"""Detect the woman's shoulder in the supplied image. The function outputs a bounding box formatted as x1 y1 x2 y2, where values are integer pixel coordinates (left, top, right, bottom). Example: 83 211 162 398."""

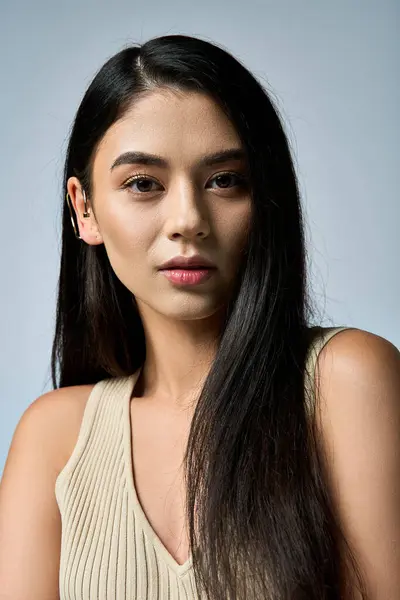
313 326 397 378
0 380 108 597
311 324 399 449
22 382 99 476
308 325 398 391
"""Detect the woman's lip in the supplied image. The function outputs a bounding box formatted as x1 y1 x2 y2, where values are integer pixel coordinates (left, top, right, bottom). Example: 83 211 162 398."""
160 268 215 285
158 255 216 269
159 266 213 270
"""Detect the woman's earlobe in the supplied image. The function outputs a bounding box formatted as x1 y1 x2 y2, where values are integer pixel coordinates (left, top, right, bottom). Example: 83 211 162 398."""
80 221 104 246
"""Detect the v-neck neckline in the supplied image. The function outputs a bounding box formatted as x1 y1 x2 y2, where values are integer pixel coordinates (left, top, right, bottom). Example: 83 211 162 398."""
122 368 194 577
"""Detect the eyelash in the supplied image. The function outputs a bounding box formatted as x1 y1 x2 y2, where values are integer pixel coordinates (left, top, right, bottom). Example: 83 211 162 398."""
121 171 249 194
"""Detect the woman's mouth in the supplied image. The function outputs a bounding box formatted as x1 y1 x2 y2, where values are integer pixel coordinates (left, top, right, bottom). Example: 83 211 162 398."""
159 267 216 286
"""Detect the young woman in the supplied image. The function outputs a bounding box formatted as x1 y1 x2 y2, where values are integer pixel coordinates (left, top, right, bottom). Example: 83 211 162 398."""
0 34 399 600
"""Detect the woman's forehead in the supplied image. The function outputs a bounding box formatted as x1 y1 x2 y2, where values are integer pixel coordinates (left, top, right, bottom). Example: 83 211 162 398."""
94 90 242 170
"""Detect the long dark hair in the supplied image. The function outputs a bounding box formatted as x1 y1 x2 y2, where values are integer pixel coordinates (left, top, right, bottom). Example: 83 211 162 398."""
51 34 366 599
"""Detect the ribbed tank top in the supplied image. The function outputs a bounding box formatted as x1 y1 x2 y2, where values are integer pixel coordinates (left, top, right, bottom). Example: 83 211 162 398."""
55 325 350 599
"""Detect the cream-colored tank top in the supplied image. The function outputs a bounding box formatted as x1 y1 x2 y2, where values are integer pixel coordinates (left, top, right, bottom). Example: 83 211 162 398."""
55 325 350 599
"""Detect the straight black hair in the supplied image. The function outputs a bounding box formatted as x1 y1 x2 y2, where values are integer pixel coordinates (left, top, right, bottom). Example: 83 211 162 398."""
51 34 366 599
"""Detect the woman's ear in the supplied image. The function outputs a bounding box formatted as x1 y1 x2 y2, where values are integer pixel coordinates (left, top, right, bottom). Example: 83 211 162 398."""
66 176 104 245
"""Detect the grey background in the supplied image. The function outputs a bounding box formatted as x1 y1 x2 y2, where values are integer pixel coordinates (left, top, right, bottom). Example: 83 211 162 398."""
1 0 399 476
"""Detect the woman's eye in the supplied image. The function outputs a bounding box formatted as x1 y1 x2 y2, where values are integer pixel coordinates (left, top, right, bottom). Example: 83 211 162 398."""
123 175 160 194
208 172 247 190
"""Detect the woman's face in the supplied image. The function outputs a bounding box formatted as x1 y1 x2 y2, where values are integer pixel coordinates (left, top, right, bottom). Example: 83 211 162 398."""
69 89 252 321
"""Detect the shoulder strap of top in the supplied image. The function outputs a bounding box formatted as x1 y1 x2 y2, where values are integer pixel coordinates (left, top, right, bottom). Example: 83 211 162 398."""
54 375 130 509
304 326 354 414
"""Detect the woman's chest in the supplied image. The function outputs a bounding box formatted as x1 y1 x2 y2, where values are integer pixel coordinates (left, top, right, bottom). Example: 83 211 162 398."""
129 399 193 566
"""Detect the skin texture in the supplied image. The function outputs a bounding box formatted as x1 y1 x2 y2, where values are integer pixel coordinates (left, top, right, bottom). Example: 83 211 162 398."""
0 89 399 598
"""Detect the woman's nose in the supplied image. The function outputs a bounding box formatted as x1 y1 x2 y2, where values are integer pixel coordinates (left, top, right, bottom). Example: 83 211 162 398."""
164 185 211 241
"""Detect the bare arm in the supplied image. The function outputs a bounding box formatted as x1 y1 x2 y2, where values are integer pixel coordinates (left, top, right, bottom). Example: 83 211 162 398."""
316 329 400 599
0 390 74 600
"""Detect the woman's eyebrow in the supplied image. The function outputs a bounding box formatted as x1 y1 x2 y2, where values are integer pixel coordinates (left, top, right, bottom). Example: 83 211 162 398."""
110 148 246 171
